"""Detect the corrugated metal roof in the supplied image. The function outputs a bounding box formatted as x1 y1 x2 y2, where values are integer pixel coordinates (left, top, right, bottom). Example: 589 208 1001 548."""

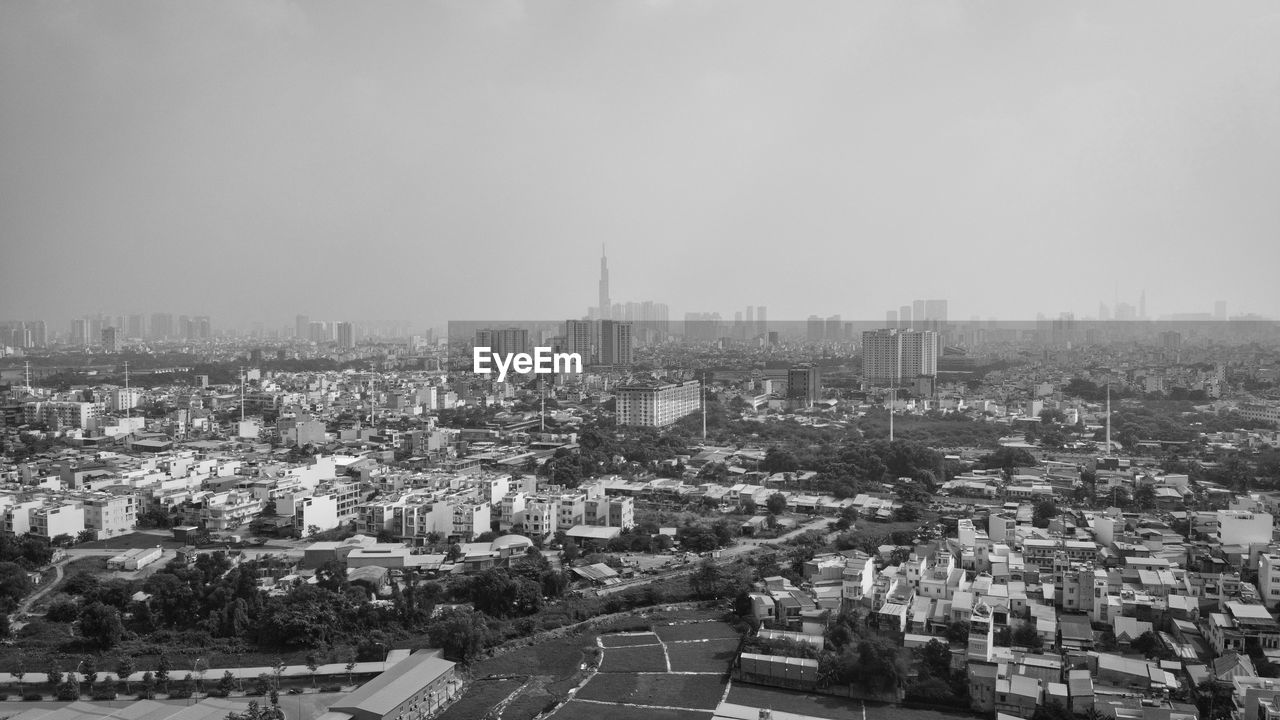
330 650 454 717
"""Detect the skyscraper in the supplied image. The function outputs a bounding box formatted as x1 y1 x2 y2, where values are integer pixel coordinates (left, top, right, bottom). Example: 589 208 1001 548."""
337 321 355 349
565 320 596 363
924 299 948 325
102 326 119 353
806 315 824 342
756 306 767 337
599 320 634 366
899 305 912 329
598 245 611 321
150 313 173 340
296 314 310 340
71 318 90 346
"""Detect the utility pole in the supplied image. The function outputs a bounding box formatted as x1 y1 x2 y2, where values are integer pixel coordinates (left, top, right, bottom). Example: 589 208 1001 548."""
888 387 895 442
124 361 131 418
701 371 707 441
239 367 246 423
1105 383 1111 456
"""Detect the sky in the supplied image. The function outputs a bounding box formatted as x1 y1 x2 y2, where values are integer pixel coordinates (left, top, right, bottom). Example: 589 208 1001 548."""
2 1 1279 332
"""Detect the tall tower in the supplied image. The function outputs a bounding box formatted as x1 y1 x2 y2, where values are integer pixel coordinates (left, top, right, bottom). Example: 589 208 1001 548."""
598 245 611 320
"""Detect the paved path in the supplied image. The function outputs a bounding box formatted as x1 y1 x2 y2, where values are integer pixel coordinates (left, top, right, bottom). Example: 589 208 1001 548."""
0 650 413 684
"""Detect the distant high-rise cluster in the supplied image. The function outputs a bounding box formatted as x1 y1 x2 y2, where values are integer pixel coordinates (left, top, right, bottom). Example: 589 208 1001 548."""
1 320 47 350
584 246 669 343
884 299 948 330
559 319 634 366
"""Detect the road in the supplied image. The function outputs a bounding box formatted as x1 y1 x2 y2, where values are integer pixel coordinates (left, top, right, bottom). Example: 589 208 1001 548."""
593 516 834 596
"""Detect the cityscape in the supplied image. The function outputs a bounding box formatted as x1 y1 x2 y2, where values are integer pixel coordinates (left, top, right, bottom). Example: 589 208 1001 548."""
4 4 1280 720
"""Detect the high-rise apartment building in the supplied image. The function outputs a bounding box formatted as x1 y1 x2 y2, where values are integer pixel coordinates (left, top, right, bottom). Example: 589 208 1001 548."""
29 320 46 348
862 328 938 385
565 320 596 363
70 318 90 346
102 327 119 353
615 380 701 427
900 305 912 329
806 315 824 342
149 313 174 340
126 314 145 338
296 314 310 340
599 320 634 366
787 365 822 408
337 321 355 349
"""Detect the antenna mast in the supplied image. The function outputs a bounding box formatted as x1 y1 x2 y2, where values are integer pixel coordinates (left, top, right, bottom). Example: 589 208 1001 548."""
240 366 246 423
124 361 130 418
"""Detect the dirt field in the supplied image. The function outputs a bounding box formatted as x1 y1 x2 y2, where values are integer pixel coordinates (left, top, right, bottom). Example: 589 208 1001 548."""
598 645 668 673
575 673 726 710
666 638 739 673
599 632 661 648
551 702 711 720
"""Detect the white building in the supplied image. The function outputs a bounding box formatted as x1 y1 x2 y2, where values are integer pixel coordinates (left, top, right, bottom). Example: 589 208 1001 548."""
615 380 701 427
1217 510 1273 547
861 329 938 386
82 493 138 538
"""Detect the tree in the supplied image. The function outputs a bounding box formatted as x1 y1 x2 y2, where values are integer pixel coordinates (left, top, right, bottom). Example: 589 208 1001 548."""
156 653 171 690
766 493 788 515
226 700 284 720
1011 622 1044 651
306 653 319 688
944 621 970 645
892 503 922 522
1131 630 1162 658
1039 408 1067 425
690 558 723 600
79 602 125 648
117 656 135 693
342 647 358 686
761 448 799 474
46 595 80 622
0 561 35 613
1032 501 1059 529
427 608 492 662
218 671 236 695
1131 485 1156 511
917 639 953 680
560 539 579 564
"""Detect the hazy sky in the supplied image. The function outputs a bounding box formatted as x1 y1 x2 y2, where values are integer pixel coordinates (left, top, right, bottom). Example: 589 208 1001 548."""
3 1 1279 331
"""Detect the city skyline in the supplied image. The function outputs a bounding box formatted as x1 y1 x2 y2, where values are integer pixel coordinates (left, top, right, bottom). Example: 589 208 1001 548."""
3 2 1279 329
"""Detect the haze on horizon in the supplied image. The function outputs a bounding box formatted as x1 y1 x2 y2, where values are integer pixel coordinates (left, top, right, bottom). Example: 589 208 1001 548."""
2 1 1279 332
